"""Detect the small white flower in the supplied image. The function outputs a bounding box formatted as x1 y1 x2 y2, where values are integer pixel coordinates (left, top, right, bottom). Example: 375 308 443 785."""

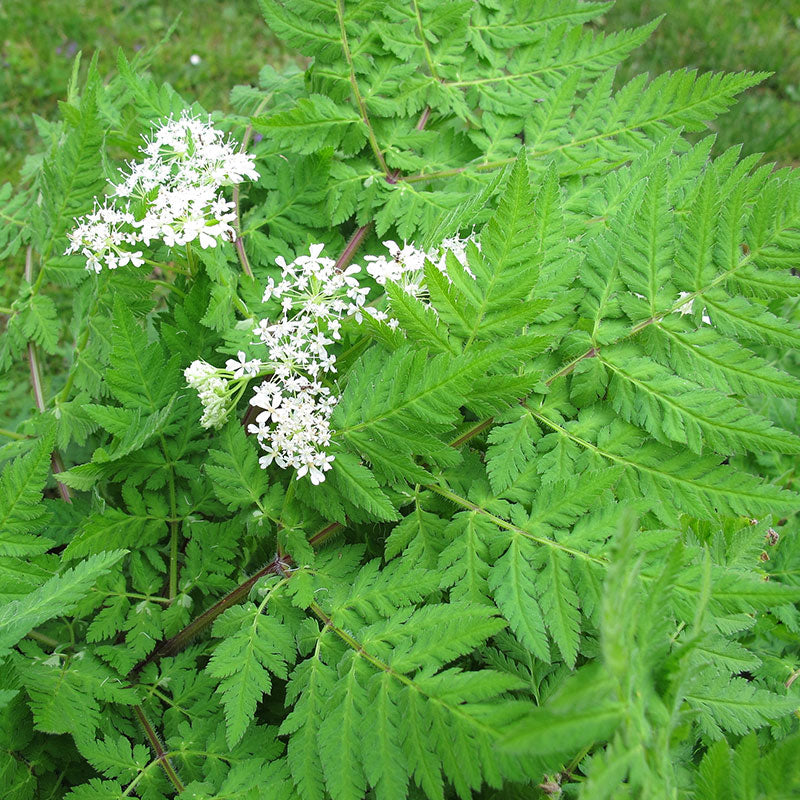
225 351 263 379
189 54 202 66
676 292 711 325
363 234 479 329
65 200 143 273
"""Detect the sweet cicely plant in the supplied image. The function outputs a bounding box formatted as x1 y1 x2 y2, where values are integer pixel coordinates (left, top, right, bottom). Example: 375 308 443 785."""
1 2 800 799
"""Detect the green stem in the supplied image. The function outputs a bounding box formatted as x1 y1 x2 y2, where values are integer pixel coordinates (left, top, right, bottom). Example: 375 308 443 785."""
312 600 415 681
411 0 440 79
0 305 13 314
121 770 147 797
232 292 252 319
143 257 191 276
26 629 62 649
185 243 196 278
43 772 67 800
150 278 186 297
403 157 513 184
167 466 179 600
94 588 172 605
336 0 390 177
424 482 606 564
0 427 26 440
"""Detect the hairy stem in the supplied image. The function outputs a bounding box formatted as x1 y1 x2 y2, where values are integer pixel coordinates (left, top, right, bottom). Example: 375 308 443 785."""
308 521 343 548
233 226 254 279
128 512 345 679
448 417 494 449
335 223 372 272
133 705 185 793
128 556 284 679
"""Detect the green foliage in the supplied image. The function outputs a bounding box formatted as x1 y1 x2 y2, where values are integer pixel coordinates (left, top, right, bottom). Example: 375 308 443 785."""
0 550 127 658
207 596 295 747
1 2 800 799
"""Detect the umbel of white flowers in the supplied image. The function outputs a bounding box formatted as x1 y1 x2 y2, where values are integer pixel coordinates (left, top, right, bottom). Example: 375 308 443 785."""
185 236 477 483
65 111 259 272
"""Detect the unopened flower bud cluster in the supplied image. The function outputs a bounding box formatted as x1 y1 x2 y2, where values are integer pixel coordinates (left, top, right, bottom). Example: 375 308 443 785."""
66 111 259 272
184 353 263 430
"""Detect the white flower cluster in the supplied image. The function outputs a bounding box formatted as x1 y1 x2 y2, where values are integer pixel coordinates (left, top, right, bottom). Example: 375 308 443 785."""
246 245 373 484
185 245 371 484
262 243 369 331
363 235 478 328
66 111 259 272
63 201 144 273
185 236 477 484
248 375 337 484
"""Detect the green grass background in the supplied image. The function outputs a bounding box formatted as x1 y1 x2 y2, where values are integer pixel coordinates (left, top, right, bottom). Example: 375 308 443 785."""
607 0 800 165
1 0 798 183
0 0 286 185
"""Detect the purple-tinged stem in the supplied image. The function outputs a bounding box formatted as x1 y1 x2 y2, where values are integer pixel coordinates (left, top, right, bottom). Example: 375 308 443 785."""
231 95 272 280
334 224 372 272
25 248 72 503
133 705 185 793
127 556 284 679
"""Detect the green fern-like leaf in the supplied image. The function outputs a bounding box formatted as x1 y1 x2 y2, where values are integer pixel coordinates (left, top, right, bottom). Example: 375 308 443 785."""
207 601 296 747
